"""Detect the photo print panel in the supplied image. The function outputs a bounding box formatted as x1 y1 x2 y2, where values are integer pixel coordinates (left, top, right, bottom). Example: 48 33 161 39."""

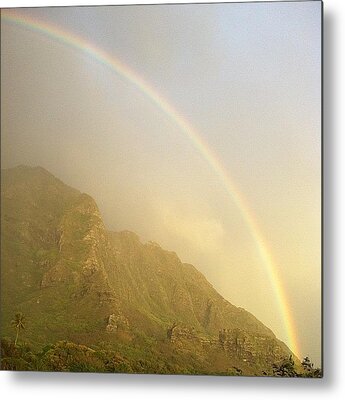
0 1 322 377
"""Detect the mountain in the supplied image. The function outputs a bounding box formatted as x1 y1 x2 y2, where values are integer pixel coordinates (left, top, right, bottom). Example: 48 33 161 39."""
0 165 300 375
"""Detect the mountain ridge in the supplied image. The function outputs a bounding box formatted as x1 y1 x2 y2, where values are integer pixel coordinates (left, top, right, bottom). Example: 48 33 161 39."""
0 165 300 375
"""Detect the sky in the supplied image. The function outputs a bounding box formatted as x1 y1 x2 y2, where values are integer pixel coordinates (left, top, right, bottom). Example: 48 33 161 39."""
1 1 322 365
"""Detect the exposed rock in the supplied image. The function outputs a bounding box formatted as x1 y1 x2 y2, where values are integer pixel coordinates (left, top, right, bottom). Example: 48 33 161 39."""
106 313 129 332
167 324 198 343
217 328 291 365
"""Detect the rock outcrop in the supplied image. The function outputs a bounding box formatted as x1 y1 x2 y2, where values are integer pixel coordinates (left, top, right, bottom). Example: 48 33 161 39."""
106 313 129 332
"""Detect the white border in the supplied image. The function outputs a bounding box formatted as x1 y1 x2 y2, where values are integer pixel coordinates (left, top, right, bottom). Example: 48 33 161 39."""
1 0 344 398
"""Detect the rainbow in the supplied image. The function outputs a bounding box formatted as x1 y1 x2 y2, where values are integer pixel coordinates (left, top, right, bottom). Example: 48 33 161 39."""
1 8 300 358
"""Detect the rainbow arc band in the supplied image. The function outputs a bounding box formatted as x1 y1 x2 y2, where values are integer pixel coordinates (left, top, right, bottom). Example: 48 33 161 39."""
1 8 300 359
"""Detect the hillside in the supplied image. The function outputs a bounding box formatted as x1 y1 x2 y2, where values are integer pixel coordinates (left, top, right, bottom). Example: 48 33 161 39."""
0 165 300 375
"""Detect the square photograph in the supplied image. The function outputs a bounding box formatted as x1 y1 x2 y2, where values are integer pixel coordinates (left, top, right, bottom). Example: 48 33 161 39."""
0 1 322 376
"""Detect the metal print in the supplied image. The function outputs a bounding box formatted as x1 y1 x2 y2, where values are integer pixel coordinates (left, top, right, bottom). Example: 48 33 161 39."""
0 1 322 376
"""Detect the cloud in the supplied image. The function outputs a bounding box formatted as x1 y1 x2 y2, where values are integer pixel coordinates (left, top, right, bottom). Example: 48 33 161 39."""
158 205 225 255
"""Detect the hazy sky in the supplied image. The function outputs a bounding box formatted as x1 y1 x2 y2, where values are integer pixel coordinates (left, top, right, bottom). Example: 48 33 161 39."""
1 2 321 364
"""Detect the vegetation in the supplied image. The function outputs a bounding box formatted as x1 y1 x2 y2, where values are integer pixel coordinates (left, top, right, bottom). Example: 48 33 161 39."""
272 355 298 377
0 336 322 377
270 355 322 378
0 337 204 374
11 312 26 346
301 356 323 378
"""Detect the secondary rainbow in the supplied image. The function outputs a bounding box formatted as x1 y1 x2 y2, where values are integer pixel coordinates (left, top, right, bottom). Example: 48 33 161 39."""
1 9 300 358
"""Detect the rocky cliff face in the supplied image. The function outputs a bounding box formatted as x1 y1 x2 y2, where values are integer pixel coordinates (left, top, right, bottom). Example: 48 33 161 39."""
0 166 299 375
166 324 291 372
1 166 122 345
105 230 276 340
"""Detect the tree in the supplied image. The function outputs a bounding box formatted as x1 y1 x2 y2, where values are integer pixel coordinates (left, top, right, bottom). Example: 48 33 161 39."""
272 355 298 377
273 355 322 378
301 356 322 378
11 312 26 346
302 356 313 371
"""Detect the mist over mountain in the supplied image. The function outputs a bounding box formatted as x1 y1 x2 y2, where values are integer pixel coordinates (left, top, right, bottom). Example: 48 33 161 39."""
0 165 303 375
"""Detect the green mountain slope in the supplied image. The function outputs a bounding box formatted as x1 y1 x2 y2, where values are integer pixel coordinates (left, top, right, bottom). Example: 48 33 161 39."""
0 165 300 375
107 230 275 338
